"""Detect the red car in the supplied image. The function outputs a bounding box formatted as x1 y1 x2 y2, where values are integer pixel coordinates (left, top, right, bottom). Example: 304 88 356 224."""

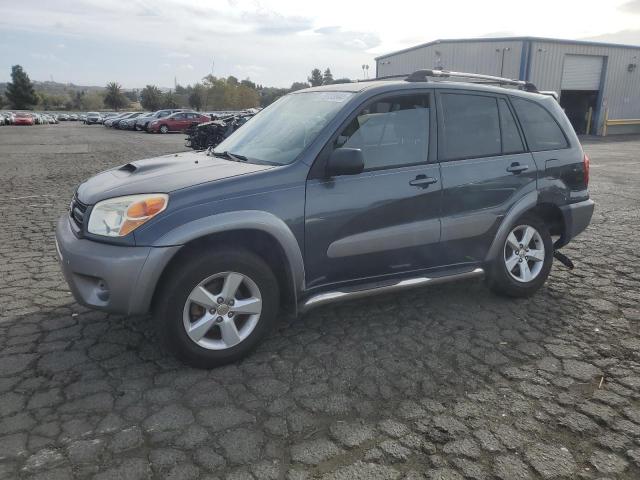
148 111 210 133
14 113 34 126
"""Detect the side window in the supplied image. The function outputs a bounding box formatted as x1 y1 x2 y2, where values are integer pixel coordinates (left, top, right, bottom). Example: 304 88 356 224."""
334 94 430 170
511 98 568 151
440 93 501 160
498 99 525 154
173 113 185 120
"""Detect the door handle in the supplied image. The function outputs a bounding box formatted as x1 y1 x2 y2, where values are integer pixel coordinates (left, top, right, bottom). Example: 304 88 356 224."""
409 175 438 187
506 163 529 174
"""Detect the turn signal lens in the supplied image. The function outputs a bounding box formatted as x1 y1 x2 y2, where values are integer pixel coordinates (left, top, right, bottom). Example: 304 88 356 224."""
120 196 168 236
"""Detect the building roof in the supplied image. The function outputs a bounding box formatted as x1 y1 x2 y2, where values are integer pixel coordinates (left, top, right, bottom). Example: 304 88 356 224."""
375 36 640 61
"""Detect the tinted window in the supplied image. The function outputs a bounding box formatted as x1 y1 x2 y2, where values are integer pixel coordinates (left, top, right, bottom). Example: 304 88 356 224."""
499 99 524 154
511 98 568 151
335 94 430 170
440 93 501 160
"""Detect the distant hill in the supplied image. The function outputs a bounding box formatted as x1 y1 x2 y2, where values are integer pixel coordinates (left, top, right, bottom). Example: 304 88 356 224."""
0 80 139 96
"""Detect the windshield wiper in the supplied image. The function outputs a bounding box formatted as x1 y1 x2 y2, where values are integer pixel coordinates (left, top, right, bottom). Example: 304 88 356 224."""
211 150 248 162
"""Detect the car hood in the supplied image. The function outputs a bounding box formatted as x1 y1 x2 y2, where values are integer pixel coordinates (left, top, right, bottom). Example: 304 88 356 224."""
76 150 274 204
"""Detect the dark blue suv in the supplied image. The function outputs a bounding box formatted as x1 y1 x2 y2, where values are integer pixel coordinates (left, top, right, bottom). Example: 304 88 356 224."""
55 70 594 367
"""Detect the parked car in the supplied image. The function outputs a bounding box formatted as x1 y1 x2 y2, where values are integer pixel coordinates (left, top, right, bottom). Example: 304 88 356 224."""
2 112 15 125
135 109 187 131
80 114 87 122
103 112 132 128
14 113 34 126
55 70 594 368
85 112 103 125
58 113 69 121
69 114 79 121
116 112 148 129
148 111 211 133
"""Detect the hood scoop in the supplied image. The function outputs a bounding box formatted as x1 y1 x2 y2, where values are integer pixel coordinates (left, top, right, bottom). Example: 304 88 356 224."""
113 156 187 177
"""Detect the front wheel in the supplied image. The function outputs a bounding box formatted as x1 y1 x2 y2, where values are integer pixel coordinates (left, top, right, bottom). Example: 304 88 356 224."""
486 214 553 298
159 125 169 134
157 248 280 368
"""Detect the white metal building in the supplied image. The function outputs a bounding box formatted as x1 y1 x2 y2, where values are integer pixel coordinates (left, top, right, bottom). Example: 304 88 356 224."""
375 37 640 135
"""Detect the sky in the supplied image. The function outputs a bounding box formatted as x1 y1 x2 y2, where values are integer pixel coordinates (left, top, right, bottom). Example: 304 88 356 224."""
1 0 640 88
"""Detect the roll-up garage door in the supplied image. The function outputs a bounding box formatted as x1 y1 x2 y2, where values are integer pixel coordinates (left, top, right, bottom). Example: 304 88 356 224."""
561 55 604 90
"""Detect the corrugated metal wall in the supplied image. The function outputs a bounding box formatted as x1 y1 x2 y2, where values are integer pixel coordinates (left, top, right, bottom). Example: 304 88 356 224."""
529 40 640 132
376 40 523 80
377 38 640 134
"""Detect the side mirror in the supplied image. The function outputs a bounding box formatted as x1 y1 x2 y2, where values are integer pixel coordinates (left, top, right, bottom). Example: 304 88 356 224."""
326 148 365 177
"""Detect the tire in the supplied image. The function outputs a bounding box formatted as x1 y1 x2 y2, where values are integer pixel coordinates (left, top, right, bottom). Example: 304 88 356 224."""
486 213 553 298
159 125 169 134
156 248 280 368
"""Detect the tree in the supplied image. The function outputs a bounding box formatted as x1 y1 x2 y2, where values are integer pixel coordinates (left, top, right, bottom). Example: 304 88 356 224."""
140 85 163 111
123 89 138 102
332 77 352 84
322 68 334 85
188 84 205 111
162 90 179 109
103 82 128 111
308 68 323 87
175 84 187 95
80 92 104 111
241 78 256 89
5 65 39 109
290 82 310 91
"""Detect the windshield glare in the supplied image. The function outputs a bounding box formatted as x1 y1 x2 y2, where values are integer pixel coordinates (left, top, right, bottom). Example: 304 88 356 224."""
213 91 353 165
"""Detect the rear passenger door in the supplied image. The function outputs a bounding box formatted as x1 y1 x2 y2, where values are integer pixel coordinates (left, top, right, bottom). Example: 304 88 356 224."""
436 90 537 265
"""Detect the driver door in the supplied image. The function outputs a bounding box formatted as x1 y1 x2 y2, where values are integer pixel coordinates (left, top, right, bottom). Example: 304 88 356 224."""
304 92 442 290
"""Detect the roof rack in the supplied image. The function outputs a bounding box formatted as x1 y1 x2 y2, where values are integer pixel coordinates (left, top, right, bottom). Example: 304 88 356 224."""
405 69 539 93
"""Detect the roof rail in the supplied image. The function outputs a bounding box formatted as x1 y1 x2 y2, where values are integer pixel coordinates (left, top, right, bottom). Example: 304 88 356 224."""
405 69 539 92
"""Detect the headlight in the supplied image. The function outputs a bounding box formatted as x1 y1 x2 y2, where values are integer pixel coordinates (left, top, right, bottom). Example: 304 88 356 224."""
87 194 168 237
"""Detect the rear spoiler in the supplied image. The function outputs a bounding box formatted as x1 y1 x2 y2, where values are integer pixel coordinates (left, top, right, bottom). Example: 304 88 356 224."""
538 90 559 101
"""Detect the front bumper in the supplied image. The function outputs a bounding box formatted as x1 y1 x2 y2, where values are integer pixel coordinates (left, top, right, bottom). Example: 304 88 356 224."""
55 216 180 315
556 198 595 248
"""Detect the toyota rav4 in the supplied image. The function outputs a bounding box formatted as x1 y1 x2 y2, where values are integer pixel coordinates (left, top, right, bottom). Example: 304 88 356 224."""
55 70 594 368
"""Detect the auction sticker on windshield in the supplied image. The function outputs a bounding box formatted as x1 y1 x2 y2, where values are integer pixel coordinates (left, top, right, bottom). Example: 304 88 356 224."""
313 92 352 102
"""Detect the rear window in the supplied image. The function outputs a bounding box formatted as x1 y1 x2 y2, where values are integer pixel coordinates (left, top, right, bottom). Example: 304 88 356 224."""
511 98 568 151
440 93 501 160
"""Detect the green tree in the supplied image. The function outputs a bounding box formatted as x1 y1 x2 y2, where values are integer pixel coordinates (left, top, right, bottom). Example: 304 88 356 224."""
123 89 138 102
80 92 104 111
162 90 179 109
290 82 310 91
332 78 352 84
72 90 85 110
308 68 323 87
322 68 334 85
188 83 205 111
5 65 39 109
140 85 162 111
175 84 187 94
104 82 128 111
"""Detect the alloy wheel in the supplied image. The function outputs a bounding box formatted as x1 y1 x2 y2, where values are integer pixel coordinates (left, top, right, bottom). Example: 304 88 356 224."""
182 271 262 350
503 224 545 283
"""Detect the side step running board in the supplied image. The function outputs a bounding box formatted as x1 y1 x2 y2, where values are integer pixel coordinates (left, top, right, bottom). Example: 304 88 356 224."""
300 267 484 314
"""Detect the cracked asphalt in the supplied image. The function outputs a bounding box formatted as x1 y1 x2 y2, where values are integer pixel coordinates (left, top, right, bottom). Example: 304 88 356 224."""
0 122 639 479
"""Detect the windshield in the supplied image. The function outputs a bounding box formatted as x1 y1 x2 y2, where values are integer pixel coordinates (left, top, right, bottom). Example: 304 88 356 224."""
213 91 353 165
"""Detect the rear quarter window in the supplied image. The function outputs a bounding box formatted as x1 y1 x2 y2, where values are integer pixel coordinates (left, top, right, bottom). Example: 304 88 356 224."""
511 98 569 151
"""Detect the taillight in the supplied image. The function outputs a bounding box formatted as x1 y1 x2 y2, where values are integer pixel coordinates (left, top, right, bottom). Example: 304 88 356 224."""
583 153 590 187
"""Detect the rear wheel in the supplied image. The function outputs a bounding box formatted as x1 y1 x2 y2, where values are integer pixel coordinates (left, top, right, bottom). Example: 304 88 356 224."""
486 214 553 297
157 248 280 368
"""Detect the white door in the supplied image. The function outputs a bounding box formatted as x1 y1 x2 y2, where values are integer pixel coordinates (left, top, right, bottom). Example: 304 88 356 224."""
561 55 604 90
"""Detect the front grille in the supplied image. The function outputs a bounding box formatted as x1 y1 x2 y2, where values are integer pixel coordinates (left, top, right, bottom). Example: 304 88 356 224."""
69 194 88 230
